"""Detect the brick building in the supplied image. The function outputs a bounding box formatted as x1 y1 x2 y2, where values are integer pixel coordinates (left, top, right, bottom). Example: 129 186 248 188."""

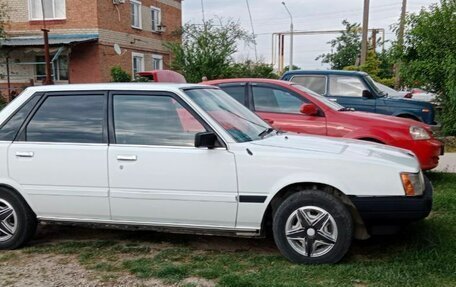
0 0 182 99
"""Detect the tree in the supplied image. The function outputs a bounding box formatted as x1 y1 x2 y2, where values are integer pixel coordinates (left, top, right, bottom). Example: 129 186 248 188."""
165 19 253 83
316 20 361 69
396 0 456 135
222 60 279 79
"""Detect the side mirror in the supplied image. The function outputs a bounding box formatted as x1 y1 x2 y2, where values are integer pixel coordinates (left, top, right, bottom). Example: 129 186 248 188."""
300 103 319 116
362 90 374 99
195 131 218 149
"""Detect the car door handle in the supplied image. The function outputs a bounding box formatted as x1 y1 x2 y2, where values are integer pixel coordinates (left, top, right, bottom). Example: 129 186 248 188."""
117 155 137 161
16 152 34 158
329 98 338 102
264 118 275 125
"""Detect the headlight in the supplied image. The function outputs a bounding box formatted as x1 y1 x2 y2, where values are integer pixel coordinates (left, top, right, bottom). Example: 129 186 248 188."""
400 172 425 196
410 126 430 140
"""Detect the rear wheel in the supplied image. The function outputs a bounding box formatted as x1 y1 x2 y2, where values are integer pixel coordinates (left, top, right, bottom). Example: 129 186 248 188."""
0 188 37 249
273 190 353 264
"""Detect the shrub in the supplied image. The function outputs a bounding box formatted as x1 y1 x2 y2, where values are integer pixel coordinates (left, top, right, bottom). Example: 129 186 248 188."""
111 66 132 82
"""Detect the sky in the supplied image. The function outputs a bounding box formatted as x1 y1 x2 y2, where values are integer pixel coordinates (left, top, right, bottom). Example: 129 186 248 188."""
182 0 439 69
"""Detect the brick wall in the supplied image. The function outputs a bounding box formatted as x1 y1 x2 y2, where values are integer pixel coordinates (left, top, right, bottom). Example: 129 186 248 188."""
3 0 99 35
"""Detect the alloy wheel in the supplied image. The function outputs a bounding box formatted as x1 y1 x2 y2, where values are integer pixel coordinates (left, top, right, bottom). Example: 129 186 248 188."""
285 206 338 257
0 199 17 242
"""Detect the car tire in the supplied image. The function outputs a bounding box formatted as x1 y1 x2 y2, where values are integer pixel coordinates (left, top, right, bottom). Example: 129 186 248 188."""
0 188 37 249
273 189 353 264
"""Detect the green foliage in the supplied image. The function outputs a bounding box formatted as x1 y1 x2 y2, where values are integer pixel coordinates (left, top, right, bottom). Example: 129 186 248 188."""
222 60 279 79
110 66 131 82
165 19 253 83
397 0 456 135
0 96 6 110
280 65 302 77
316 20 361 69
343 51 395 87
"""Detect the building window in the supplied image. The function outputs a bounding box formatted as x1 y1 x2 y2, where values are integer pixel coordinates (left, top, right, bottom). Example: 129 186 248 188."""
132 52 145 78
151 6 161 32
131 0 142 29
152 54 163 70
35 55 68 82
29 0 66 20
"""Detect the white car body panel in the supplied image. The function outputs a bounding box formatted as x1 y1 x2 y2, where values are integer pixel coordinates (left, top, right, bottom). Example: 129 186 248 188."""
0 84 421 233
108 145 238 227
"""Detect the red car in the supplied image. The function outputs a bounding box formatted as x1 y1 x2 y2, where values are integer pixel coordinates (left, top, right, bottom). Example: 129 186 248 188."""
204 78 443 170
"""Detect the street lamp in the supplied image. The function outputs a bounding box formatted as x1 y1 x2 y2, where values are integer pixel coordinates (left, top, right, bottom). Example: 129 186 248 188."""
282 2 294 72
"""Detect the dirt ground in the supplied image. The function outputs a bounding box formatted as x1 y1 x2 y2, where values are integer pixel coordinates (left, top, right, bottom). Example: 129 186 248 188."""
0 223 278 287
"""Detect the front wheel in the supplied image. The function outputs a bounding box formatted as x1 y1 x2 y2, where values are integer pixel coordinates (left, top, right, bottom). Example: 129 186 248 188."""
273 190 353 264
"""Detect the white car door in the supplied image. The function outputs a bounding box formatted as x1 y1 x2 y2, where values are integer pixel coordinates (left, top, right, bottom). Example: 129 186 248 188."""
108 92 238 228
8 92 110 220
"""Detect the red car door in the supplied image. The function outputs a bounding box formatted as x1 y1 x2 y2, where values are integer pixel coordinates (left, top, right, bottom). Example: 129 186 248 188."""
250 83 327 136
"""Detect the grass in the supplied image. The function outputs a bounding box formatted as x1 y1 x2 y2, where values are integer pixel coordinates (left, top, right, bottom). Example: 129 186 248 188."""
4 172 455 286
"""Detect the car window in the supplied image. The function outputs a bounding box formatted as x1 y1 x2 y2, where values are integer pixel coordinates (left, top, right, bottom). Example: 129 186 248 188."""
185 88 268 143
252 86 306 114
0 96 40 141
113 95 206 147
290 75 326 95
26 95 105 143
329 76 367 97
219 85 246 105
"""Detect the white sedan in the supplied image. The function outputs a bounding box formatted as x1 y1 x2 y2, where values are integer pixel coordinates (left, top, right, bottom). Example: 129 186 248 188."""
0 83 432 264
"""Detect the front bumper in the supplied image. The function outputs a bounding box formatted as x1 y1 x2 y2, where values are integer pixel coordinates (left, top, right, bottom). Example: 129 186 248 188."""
349 176 433 226
410 139 443 170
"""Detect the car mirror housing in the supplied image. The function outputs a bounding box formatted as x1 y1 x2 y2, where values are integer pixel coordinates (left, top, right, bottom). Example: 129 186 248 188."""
195 131 218 149
300 103 319 116
362 90 374 99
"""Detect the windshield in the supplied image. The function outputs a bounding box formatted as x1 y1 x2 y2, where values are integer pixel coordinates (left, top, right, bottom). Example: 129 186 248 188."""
184 88 270 143
364 76 384 96
292 84 345 111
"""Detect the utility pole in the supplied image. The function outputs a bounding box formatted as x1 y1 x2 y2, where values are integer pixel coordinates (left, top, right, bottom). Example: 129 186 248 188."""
245 0 258 61
371 29 377 51
395 0 407 89
282 2 294 71
360 0 370 65
200 0 206 24
41 0 53 85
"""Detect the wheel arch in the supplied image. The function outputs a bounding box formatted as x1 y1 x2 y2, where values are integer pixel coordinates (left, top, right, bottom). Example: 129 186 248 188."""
395 112 422 122
0 183 36 216
261 182 369 240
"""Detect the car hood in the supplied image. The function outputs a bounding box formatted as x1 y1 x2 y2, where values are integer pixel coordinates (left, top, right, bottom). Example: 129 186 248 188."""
250 133 419 171
383 96 434 109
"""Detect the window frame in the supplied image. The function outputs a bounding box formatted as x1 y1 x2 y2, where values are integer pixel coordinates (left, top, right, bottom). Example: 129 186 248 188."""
150 6 162 32
28 0 66 21
218 83 248 106
108 91 226 149
152 54 163 70
131 0 142 29
249 83 311 115
15 91 109 144
132 52 145 78
289 75 328 96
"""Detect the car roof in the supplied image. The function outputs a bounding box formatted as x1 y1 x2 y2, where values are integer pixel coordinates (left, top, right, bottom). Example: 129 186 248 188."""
23 83 212 93
204 78 294 85
283 70 368 77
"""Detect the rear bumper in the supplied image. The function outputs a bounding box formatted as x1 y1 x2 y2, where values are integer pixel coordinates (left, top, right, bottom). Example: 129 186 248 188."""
349 176 433 226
